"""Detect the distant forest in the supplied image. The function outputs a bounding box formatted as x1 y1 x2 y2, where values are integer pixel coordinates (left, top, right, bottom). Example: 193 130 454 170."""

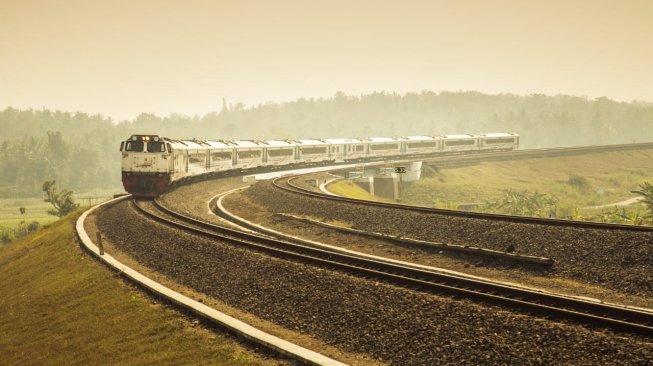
1 91 653 198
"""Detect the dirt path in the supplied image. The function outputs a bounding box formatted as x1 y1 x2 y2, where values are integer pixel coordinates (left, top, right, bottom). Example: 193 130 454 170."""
585 196 644 210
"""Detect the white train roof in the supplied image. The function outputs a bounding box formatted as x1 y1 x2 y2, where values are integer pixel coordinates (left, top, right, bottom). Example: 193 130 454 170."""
323 138 365 144
478 132 518 138
231 140 266 148
365 137 401 143
166 140 206 150
441 134 477 139
296 139 328 145
163 139 232 150
403 135 439 141
263 140 296 147
204 140 233 148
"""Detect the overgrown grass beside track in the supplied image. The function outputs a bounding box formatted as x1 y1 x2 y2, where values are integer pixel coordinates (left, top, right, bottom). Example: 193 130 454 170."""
327 180 394 202
402 149 653 220
0 212 268 366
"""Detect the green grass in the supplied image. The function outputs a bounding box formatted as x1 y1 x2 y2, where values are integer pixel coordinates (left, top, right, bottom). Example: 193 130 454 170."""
0 189 118 230
328 180 394 202
402 149 653 219
0 197 57 229
0 212 267 366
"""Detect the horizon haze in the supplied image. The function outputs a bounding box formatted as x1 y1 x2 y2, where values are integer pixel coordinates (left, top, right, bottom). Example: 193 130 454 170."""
1 0 652 121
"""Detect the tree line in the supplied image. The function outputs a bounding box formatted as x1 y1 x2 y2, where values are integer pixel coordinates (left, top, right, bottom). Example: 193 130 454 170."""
1 91 653 198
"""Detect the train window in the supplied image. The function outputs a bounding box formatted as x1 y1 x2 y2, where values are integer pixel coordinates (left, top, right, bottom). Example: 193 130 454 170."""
407 141 437 149
211 151 232 160
147 141 166 152
268 149 293 157
125 141 144 152
238 150 262 159
484 138 515 144
370 143 399 151
301 147 327 155
189 153 206 164
445 140 476 146
354 145 364 152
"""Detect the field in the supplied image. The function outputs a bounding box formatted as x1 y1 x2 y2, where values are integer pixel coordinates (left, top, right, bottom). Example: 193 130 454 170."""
0 198 58 229
0 189 118 236
0 211 270 365
399 149 653 220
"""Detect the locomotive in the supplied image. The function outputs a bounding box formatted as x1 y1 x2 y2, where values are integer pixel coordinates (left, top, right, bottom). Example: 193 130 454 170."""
120 132 519 197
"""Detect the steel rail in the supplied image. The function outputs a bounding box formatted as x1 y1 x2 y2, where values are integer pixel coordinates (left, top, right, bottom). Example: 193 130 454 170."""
275 212 554 267
272 172 653 232
77 196 347 366
131 198 653 337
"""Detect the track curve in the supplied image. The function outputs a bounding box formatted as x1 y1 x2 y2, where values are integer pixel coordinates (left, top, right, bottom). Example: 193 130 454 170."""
138 196 653 337
273 175 653 232
91 173 653 365
76 196 348 366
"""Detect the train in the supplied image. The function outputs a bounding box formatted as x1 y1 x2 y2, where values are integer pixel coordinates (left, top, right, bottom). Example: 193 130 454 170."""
120 132 519 197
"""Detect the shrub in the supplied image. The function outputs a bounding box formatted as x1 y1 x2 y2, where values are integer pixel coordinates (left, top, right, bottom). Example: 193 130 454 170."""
568 175 589 190
484 189 558 218
632 181 653 213
1 230 15 244
42 180 79 217
27 221 40 232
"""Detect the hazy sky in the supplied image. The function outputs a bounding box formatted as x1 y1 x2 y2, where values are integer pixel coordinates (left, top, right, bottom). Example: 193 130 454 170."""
1 0 652 121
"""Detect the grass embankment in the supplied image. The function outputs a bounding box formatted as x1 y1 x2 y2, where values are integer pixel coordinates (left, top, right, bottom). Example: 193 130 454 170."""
0 212 267 366
401 149 653 219
327 180 394 202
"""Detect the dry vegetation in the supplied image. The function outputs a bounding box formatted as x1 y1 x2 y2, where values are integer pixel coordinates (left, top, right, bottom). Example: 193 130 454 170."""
0 212 271 366
326 180 392 202
402 149 653 221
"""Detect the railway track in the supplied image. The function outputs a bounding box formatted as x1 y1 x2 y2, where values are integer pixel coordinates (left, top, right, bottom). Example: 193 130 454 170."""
420 141 653 169
132 198 653 337
266 141 653 231
271 173 653 232
78 196 348 366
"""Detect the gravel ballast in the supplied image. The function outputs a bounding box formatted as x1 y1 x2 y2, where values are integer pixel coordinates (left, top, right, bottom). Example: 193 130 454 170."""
241 180 653 298
96 183 653 365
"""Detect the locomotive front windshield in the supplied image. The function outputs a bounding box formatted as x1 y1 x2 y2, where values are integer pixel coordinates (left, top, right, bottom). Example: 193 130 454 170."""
147 141 166 152
124 141 144 152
